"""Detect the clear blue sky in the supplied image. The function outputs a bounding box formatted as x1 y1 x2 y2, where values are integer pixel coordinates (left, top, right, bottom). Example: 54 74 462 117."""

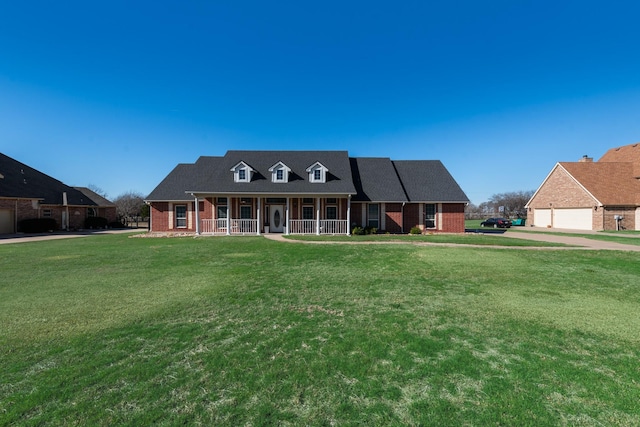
2 1 640 205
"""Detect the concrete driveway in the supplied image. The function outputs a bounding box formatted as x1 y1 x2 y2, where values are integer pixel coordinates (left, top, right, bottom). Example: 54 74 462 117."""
503 226 640 251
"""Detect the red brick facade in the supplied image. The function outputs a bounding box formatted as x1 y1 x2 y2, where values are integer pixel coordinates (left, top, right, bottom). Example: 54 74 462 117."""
0 198 117 233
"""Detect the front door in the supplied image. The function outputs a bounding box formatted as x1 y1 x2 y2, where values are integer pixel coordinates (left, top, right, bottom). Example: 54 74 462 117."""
270 205 284 233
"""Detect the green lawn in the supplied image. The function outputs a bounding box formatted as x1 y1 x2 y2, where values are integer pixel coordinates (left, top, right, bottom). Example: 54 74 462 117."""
286 233 568 247
1 234 639 426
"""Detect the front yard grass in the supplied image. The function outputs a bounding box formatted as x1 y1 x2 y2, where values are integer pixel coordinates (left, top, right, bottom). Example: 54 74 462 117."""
1 234 639 425
285 233 567 247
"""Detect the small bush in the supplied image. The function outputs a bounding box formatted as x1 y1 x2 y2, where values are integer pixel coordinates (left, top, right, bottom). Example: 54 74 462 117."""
352 226 365 235
409 226 422 235
18 218 57 233
364 226 378 235
85 217 108 229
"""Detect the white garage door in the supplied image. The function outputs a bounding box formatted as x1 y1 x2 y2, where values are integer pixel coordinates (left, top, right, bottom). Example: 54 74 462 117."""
553 208 592 230
0 209 14 234
534 209 551 228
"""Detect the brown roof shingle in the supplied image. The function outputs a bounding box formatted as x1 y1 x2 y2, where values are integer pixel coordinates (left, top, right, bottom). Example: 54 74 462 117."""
560 162 640 206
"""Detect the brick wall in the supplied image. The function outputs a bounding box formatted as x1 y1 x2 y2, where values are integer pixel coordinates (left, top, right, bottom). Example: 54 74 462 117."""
603 207 636 231
150 202 170 232
403 204 420 231
384 203 403 233
440 203 466 233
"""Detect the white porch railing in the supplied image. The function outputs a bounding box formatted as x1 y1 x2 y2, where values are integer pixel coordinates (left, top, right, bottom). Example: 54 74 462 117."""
320 219 348 235
200 218 257 235
201 219 347 235
289 219 348 234
289 219 315 234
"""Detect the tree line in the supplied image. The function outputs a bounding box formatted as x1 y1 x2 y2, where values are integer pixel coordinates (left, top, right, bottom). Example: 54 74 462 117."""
465 190 534 219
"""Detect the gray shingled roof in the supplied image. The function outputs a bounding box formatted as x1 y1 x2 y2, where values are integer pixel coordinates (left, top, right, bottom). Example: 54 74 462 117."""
350 158 408 202
188 151 357 195
145 151 469 204
146 163 204 201
74 187 115 207
0 152 100 206
392 160 469 202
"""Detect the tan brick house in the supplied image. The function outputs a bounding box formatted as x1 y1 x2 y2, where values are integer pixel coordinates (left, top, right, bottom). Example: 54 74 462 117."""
525 143 640 231
0 153 117 233
145 151 469 235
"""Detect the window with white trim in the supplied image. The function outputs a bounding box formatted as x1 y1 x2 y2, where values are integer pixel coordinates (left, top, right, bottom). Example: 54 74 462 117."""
231 161 253 183
306 162 328 183
303 206 314 220
43 209 52 218
175 205 187 228
367 204 379 228
269 161 291 183
425 204 436 228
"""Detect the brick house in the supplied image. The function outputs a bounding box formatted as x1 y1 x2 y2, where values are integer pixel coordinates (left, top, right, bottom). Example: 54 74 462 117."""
0 153 117 233
145 151 469 235
525 143 640 231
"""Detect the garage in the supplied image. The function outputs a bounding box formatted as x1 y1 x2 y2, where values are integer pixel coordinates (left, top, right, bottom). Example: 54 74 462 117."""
0 209 15 234
533 209 551 228
553 208 593 230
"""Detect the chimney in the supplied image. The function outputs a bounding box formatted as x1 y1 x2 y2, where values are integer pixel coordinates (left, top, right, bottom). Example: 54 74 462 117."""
579 155 593 162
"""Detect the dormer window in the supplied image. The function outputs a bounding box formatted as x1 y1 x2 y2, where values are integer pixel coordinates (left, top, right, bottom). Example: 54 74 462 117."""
306 162 328 183
231 161 254 183
268 161 291 183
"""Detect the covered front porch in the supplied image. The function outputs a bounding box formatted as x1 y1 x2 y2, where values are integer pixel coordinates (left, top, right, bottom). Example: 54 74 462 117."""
193 195 351 236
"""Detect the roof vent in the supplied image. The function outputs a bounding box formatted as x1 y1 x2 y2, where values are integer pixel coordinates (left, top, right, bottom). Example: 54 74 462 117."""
579 155 593 162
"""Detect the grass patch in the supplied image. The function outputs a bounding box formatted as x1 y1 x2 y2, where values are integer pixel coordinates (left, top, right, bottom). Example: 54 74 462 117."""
286 233 567 247
1 234 639 425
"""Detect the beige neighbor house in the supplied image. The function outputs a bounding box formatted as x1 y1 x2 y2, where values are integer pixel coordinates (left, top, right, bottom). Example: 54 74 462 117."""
0 153 117 234
525 143 640 231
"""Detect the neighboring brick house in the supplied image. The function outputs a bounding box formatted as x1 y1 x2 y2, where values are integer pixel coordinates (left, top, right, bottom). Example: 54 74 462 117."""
0 153 117 233
145 150 469 235
525 143 640 231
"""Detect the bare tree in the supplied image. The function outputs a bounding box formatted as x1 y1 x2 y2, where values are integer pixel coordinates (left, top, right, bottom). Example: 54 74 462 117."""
113 191 146 226
88 184 109 199
487 190 534 218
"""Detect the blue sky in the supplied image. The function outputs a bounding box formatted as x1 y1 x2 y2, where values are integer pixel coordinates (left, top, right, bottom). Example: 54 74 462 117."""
1 1 640 205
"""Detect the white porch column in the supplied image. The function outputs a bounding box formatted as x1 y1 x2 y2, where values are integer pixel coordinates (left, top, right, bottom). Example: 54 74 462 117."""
257 197 261 235
285 197 290 235
347 195 351 235
380 203 386 231
316 197 321 235
194 196 200 235
226 198 231 235
418 203 424 229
